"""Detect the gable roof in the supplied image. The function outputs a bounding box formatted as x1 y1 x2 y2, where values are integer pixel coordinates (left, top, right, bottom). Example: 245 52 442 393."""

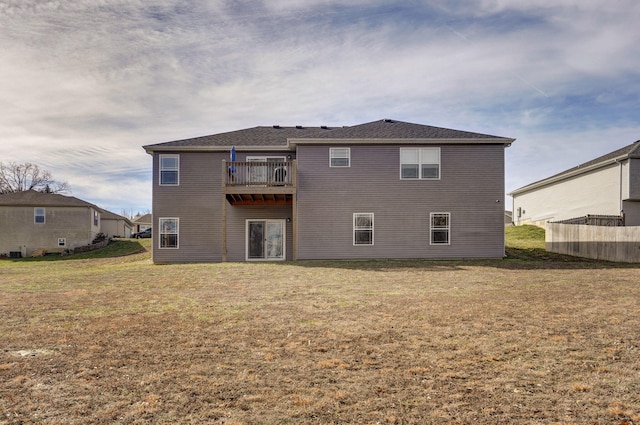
509 140 640 195
132 213 152 224
101 210 133 225
143 119 514 152
0 190 103 211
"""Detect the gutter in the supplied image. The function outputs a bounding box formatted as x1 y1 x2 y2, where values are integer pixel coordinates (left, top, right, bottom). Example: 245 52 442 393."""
144 137 516 154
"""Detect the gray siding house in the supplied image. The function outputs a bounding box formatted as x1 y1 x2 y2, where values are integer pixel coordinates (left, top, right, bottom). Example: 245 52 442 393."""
0 190 103 257
509 140 640 227
143 119 515 263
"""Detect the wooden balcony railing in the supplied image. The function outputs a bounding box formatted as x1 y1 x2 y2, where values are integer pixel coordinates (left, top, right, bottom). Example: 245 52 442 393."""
223 161 296 188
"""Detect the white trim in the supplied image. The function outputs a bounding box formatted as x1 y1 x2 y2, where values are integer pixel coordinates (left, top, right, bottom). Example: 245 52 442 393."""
144 137 515 153
430 212 450 245
245 219 286 261
329 147 350 167
158 217 179 249
289 138 514 147
159 154 180 186
400 147 441 180
353 212 374 246
245 155 287 162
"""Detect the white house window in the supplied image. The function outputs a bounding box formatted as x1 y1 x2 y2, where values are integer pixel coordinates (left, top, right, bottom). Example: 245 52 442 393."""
400 147 440 179
58 238 66 247
159 154 179 185
353 213 374 245
93 210 99 226
430 212 450 245
159 218 179 248
330 147 350 167
34 207 45 224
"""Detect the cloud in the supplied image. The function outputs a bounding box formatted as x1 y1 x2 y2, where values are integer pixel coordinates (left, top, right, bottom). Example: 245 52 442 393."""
0 0 638 212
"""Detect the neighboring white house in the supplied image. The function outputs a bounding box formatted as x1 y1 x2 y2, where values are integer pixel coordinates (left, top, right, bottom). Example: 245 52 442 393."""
101 210 133 238
509 140 640 227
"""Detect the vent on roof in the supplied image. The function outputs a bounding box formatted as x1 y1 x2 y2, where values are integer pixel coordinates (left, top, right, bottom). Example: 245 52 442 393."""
383 118 394 123
321 125 328 129
296 125 303 129
273 125 280 129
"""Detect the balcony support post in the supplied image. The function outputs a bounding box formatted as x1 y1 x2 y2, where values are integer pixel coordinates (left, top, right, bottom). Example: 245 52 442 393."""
221 160 227 262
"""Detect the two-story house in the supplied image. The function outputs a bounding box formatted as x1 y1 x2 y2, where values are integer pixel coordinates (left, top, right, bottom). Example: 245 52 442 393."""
143 119 515 263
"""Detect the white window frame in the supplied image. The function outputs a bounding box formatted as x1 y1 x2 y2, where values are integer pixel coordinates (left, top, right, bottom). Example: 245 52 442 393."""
430 212 450 245
159 154 180 186
353 213 374 246
159 218 179 249
34 207 45 224
330 147 350 167
400 147 440 180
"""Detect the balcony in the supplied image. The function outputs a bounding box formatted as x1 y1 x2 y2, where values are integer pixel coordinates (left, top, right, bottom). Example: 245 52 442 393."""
222 160 296 205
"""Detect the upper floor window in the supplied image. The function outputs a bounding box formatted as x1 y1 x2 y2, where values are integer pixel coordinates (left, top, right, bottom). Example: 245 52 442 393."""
400 147 440 179
34 207 45 224
353 213 374 245
430 212 450 245
160 154 179 185
159 218 179 249
330 148 350 167
93 210 99 226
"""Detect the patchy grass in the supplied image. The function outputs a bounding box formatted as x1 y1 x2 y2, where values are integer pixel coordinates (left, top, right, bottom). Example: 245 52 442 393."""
0 239 150 264
1 229 639 424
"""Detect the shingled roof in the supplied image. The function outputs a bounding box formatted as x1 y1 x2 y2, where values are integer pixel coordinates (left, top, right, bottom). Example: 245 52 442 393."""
510 140 640 195
144 119 514 152
0 190 103 211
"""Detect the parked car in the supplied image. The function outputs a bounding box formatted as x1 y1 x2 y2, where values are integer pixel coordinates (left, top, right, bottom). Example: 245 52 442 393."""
132 228 152 239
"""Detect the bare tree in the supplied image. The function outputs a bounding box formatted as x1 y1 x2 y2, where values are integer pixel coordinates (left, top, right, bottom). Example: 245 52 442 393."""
0 162 69 194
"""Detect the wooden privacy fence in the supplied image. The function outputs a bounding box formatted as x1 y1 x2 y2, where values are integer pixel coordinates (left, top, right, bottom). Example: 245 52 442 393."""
546 223 640 263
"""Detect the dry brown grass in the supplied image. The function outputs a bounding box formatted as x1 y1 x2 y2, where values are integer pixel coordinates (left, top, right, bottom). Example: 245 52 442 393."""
1 246 640 424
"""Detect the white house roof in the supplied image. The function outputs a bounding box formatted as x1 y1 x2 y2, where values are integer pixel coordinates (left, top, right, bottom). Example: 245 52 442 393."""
509 140 640 196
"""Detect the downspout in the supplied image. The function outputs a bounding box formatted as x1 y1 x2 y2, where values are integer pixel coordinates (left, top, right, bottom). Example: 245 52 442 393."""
617 159 624 223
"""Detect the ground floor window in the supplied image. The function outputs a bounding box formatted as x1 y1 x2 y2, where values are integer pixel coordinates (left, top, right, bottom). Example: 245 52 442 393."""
430 212 450 245
353 213 374 245
159 218 179 248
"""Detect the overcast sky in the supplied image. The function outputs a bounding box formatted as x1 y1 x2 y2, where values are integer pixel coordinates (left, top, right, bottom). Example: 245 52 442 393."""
1 0 639 215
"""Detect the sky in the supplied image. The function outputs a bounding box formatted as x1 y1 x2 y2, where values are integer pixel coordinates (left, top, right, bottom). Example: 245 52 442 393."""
1 0 639 215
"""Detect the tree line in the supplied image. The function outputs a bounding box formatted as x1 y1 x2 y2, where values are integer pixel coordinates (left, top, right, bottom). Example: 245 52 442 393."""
0 162 69 194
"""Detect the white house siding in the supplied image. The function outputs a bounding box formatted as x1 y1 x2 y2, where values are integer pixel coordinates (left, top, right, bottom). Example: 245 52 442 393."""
0 206 96 256
512 163 622 226
295 144 506 260
101 219 132 238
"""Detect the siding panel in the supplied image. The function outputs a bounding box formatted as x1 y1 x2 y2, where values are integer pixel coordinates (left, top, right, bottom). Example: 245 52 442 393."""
296 144 505 259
